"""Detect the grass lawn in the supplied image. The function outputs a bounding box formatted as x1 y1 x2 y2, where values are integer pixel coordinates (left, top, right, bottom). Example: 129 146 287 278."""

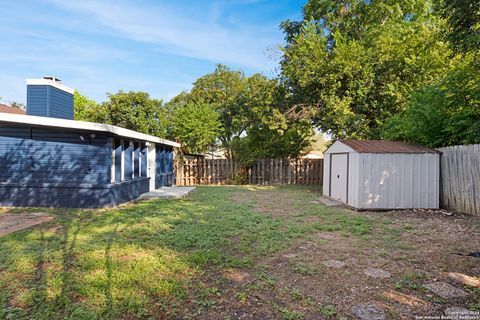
0 186 479 319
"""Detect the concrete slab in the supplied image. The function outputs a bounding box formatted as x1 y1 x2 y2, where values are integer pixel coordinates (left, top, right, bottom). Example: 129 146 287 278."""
323 260 346 268
0 213 53 237
139 187 196 200
364 268 391 279
319 196 343 207
351 304 385 320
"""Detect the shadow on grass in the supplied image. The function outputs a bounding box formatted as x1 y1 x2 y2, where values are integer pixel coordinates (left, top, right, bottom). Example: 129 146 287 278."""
0 186 329 319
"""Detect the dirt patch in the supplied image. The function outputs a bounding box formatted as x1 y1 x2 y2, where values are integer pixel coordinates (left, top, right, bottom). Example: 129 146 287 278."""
223 269 252 284
231 188 302 218
0 213 53 236
253 208 480 319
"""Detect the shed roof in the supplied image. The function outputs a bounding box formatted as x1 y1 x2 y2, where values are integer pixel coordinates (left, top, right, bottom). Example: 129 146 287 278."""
0 113 180 147
0 104 26 115
339 140 436 153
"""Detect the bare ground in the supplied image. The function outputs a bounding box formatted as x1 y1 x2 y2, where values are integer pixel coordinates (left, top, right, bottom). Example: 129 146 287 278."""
181 188 480 319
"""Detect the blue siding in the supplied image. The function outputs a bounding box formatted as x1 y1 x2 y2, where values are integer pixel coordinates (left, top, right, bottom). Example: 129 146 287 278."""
27 85 49 117
0 126 110 185
27 85 74 120
155 145 174 188
0 178 150 208
49 86 74 119
0 124 175 208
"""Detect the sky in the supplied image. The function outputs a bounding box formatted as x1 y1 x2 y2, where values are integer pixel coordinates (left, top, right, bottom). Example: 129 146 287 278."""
0 0 305 104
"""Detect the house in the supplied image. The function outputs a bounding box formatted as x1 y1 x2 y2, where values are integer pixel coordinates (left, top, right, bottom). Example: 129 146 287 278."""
0 103 26 115
0 77 179 208
323 140 440 210
301 151 323 159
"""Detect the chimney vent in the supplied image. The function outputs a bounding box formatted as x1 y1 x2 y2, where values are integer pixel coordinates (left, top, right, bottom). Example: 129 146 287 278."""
42 76 62 84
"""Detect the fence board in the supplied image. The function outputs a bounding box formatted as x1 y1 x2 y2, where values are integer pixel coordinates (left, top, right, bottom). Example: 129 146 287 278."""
175 158 323 187
437 144 480 216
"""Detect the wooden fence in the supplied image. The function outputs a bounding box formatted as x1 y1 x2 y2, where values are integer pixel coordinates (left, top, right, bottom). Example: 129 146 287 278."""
438 144 480 216
175 158 323 186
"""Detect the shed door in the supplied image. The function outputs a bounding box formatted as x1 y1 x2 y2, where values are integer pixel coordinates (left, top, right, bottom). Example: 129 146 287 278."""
330 153 348 203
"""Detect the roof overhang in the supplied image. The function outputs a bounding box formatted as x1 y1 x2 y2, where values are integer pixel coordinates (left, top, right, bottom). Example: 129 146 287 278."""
0 113 180 148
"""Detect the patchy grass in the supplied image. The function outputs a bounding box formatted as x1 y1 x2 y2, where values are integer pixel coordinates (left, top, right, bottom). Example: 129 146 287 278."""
0 185 479 319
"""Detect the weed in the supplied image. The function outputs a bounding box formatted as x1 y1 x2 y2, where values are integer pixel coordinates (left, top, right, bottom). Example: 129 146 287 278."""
279 307 305 320
318 304 336 319
290 260 318 276
235 292 248 304
290 288 303 300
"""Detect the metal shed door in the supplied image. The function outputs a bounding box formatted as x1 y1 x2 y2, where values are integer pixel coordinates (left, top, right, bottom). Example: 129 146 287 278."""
330 153 348 203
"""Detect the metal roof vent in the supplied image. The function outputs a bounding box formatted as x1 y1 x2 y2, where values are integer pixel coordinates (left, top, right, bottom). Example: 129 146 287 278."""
42 76 63 84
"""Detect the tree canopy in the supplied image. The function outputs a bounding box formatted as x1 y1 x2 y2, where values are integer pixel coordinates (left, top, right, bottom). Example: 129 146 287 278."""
169 102 222 154
169 64 314 162
382 53 480 147
75 90 168 138
74 0 479 156
280 0 452 140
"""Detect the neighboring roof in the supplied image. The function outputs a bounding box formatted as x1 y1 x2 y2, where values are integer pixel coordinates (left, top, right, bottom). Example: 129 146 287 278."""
0 104 26 115
0 113 180 148
301 151 323 159
339 140 437 153
26 78 75 95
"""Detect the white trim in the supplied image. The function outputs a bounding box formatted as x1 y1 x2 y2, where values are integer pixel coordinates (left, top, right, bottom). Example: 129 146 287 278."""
26 78 75 95
0 113 180 148
324 141 355 154
148 143 156 191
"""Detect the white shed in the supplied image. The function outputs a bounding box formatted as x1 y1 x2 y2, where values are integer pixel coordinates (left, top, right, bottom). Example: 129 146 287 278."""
323 140 440 209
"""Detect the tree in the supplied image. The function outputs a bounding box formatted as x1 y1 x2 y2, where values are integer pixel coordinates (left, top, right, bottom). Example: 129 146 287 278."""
8 102 26 111
189 64 247 157
230 75 314 164
170 64 314 161
435 0 480 53
170 102 222 154
74 91 102 121
280 0 452 139
99 91 168 137
381 51 480 147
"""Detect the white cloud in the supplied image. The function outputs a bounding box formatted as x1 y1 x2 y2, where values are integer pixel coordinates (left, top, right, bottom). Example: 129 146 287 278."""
43 0 281 70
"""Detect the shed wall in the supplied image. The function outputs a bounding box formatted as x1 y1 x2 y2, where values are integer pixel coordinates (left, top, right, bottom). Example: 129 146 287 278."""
347 152 360 208
358 153 439 209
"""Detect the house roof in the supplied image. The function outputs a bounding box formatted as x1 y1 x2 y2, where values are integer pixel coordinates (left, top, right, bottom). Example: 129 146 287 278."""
0 113 180 147
0 104 26 115
339 140 437 153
